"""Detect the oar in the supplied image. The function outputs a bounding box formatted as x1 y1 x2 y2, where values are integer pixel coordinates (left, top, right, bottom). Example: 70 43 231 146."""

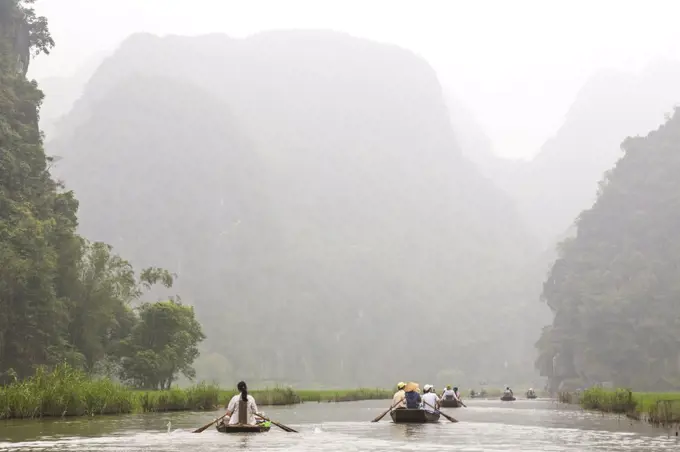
255 412 298 433
422 401 458 423
371 399 403 422
193 413 228 433
458 399 467 408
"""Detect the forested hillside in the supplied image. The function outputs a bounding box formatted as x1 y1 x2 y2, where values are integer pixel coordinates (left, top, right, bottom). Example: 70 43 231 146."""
0 0 203 389
48 31 545 387
536 108 680 391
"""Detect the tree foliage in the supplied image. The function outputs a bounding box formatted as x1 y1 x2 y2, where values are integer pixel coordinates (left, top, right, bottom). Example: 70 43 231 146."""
0 2 204 386
118 299 205 389
536 108 680 391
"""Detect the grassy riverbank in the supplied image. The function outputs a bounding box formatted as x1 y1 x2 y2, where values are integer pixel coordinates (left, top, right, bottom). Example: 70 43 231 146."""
564 387 680 427
217 388 391 406
0 365 391 420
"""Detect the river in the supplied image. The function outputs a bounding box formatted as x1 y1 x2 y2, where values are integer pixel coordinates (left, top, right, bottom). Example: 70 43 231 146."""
1 399 678 451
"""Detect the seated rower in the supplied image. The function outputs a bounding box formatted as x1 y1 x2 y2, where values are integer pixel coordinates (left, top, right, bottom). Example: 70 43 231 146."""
220 381 259 426
392 382 406 409
441 385 456 400
421 384 440 413
453 386 461 401
504 386 514 397
404 382 422 409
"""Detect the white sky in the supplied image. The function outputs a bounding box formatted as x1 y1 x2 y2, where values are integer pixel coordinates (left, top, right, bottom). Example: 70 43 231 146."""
29 0 680 159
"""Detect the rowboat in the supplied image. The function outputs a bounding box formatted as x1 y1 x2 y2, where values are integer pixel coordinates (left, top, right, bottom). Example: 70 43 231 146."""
500 395 516 401
216 422 271 433
440 398 461 408
390 408 440 423
526 393 537 399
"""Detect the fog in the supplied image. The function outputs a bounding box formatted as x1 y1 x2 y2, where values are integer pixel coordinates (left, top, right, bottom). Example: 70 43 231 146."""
31 0 680 159
8 0 680 391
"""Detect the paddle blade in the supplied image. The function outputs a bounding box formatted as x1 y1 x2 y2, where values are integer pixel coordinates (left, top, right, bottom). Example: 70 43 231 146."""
192 420 216 433
371 407 391 422
256 413 298 433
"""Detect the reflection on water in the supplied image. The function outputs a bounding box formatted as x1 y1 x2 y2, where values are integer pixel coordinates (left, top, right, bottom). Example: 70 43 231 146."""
1 400 679 451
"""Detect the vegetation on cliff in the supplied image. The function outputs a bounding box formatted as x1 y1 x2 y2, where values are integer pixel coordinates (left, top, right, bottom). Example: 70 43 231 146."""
0 1 204 388
536 108 680 391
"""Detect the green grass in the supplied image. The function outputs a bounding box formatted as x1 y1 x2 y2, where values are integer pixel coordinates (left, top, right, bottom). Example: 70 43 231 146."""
574 388 680 426
217 387 391 406
0 365 392 420
0 364 135 419
136 382 221 412
295 388 391 402
218 387 300 406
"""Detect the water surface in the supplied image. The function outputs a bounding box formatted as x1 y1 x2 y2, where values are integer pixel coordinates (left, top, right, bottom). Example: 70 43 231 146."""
1 399 678 451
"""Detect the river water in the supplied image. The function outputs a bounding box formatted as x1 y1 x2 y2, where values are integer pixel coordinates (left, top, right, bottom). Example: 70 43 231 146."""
1 399 678 451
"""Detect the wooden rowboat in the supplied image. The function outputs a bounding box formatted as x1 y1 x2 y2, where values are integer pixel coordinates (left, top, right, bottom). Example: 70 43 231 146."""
526 393 537 399
500 395 516 401
390 408 440 423
216 423 271 433
440 398 461 408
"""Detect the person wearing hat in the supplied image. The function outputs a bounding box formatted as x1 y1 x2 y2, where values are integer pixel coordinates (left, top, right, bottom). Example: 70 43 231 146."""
421 384 440 413
441 385 456 400
404 382 422 409
392 382 406 409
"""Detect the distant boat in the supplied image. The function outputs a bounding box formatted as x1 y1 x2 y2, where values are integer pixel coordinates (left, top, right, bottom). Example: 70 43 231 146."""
440 397 462 408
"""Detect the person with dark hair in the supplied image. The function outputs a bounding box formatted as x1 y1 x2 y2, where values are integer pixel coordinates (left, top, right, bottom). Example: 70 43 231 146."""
220 381 259 426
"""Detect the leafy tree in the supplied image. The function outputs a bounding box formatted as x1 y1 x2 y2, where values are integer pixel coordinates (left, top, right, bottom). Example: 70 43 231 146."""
0 4 205 386
118 298 205 389
64 241 139 372
0 0 79 381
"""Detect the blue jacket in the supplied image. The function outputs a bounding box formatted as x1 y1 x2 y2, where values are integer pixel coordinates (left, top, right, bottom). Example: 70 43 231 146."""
405 391 421 409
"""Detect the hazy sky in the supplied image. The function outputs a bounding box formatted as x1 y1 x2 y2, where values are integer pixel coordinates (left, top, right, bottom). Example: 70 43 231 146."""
30 0 680 159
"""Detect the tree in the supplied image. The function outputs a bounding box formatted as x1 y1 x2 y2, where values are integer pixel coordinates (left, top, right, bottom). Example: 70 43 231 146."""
118 298 206 389
64 241 139 372
0 0 79 381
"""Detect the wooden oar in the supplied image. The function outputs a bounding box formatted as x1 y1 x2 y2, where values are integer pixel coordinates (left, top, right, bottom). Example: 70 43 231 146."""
458 399 467 408
255 413 298 433
193 413 228 433
371 399 403 422
422 401 458 423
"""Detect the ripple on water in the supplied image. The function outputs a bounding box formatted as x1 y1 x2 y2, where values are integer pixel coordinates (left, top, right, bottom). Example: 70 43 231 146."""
1 401 679 451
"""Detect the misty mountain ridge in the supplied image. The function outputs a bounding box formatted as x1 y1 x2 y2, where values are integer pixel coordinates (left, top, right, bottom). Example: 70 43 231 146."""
48 30 545 387
448 59 680 247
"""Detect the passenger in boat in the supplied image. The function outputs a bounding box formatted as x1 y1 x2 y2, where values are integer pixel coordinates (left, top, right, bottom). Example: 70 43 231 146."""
392 382 407 409
221 381 259 426
504 386 514 397
404 382 422 409
453 386 461 400
441 385 456 400
421 384 440 413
